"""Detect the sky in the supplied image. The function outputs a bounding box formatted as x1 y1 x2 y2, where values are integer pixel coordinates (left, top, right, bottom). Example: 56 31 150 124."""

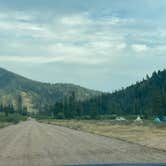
0 0 166 92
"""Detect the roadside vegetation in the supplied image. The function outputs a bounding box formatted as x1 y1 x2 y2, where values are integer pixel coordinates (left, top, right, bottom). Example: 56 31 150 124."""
0 113 27 128
0 104 28 128
39 119 166 151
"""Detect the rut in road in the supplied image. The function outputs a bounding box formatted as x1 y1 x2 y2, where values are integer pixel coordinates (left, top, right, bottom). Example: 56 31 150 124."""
0 120 165 166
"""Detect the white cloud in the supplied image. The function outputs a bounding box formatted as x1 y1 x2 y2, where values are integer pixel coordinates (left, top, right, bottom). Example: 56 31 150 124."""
0 20 43 31
0 11 131 66
60 13 91 26
0 55 106 65
0 3 166 91
0 10 164 67
116 43 127 50
131 44 149 52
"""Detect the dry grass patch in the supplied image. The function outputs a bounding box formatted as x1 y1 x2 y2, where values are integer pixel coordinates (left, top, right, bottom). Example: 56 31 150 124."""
41 119 166 151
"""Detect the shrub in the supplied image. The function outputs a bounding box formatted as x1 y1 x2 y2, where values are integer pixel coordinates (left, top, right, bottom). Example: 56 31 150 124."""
0 114 27 124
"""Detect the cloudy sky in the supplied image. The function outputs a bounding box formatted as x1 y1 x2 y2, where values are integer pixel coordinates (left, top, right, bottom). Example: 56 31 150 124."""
0 0 166 91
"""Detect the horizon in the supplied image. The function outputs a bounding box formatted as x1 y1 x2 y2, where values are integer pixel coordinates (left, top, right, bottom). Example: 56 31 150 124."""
0 0 166 91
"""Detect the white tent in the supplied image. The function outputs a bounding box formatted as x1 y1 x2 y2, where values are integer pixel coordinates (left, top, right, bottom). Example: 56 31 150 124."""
134 116 143 122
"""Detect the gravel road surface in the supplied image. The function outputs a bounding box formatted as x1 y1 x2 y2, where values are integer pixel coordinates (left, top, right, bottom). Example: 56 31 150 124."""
0 120 165 166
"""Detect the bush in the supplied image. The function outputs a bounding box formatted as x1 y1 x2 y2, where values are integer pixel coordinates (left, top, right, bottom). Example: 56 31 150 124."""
0 114 27 124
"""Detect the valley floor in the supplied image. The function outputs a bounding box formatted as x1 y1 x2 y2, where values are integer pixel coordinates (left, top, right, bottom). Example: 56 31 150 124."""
41 119 166 152
0 119 165 166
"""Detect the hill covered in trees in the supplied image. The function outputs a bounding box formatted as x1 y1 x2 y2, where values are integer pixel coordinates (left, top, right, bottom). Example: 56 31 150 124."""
0 67 166 118
0 68 101 113
100 69 166 117
45 69 166 119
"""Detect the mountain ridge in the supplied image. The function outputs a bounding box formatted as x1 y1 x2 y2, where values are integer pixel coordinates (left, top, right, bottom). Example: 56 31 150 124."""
0 67 101 113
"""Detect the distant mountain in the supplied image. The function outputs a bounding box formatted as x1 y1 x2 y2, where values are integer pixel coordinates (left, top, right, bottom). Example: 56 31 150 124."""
0 68 101 113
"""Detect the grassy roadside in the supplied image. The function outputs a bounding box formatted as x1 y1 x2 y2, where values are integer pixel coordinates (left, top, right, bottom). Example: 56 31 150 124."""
39 119 166 151
0 114 28 128
0 122 13 128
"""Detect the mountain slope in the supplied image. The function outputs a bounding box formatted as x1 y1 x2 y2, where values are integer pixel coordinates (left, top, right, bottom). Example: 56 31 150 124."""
0 68 101 112
84 69 166 117
39 69 166 118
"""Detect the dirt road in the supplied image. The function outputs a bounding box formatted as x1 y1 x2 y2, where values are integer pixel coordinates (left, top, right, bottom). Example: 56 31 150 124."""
0 120 165 166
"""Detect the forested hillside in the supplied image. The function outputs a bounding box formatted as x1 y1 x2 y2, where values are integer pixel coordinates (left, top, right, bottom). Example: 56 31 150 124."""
101 69 166 117
0 67 166 118
46 69 166 119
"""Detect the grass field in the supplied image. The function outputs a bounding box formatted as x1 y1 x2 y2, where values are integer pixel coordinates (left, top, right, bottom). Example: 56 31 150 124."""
40 119 166 151
0 113 27 128
0 122 12 128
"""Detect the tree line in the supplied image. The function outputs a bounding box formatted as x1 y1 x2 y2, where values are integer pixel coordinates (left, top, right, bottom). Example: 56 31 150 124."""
1 69 166 119
0 95 28 117
40 69 166 119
